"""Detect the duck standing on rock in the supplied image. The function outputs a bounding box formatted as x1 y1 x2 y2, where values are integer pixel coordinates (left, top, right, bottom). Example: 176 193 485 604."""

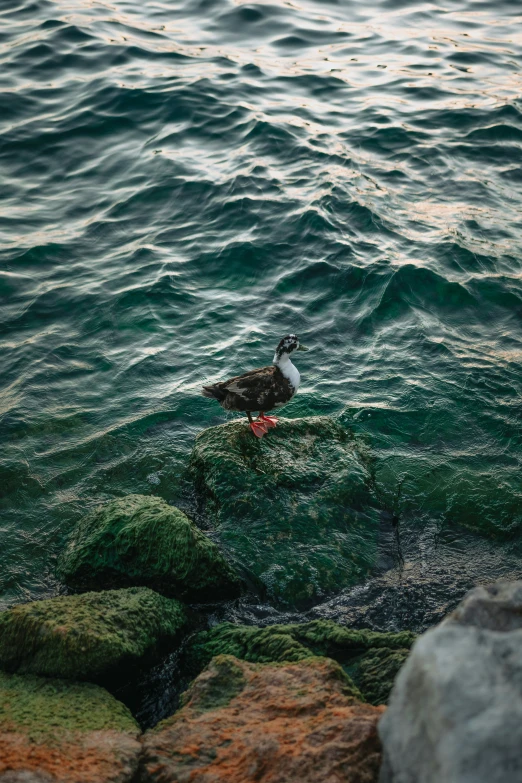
202 334 309 437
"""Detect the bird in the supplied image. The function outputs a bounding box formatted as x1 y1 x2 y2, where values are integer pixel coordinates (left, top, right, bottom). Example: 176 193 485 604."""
202 334 309 437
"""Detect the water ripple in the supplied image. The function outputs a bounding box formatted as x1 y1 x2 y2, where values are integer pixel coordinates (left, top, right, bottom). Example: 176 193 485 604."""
1 0 522 608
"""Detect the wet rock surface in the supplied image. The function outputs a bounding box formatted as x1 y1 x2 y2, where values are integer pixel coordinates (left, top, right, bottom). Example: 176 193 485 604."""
379 580 522 783
0 671 140 783
0 587 188 684
191 416 382 607
220 518 522 635
140 654 384 783
58 494 241 601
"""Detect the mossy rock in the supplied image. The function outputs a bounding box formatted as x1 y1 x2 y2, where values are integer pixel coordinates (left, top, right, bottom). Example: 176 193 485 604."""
346 646 411 706
180 653 249 713
58 494 241 601
0 670 140 781
185 619 415 705
0 587 188 684
191 416 381 606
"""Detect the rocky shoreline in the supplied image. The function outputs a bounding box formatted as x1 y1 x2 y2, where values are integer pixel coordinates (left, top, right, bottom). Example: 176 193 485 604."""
1 417 520 782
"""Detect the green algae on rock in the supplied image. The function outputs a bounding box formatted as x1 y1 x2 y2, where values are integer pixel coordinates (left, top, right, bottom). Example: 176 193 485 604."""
180 653 249 713
0 587 188 684
191 416 381 606
348 646 411 706
57 494 241 601
185 619 415 705
0 670 140 782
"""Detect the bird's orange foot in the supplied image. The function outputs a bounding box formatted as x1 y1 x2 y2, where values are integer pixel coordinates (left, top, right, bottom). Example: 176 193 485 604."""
250 420 268 438
259 413 278 428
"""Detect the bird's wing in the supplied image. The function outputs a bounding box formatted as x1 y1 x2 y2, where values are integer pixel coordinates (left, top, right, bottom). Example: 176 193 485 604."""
220 365 278 399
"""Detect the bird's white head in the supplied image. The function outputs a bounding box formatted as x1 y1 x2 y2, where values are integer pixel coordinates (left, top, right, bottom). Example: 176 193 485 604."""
273 334 309 365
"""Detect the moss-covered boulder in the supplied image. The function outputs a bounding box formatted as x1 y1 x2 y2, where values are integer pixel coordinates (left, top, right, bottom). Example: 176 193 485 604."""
348 646 411 706
0 670 140 782
140 655 384 783
191 416 381 606
185 619 414 705
58 494 241 601
0 587 188 684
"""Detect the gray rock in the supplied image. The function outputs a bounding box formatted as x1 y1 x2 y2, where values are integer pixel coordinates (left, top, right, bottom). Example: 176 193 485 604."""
379 580 522 783
449 580 522 632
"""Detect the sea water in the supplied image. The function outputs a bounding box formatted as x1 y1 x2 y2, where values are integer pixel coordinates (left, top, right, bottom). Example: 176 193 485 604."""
1 0 521 618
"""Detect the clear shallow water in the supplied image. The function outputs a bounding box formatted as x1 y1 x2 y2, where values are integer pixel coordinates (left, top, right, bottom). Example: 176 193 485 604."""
1 0 522 611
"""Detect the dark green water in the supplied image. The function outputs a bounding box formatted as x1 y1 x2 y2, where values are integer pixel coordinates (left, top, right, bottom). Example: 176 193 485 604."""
1 0 522 616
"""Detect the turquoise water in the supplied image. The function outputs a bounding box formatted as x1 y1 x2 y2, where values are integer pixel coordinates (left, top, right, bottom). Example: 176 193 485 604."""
1 0 522 612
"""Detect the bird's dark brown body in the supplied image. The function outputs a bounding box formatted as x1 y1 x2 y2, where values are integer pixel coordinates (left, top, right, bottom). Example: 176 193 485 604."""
201 333 307 437
202 365 295 413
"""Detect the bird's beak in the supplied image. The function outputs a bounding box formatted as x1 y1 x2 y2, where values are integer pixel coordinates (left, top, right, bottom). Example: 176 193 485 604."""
297 345 309 351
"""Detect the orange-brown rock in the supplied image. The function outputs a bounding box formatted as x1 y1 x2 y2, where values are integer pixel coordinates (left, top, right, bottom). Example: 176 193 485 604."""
0 671 141 783
140 654 384 783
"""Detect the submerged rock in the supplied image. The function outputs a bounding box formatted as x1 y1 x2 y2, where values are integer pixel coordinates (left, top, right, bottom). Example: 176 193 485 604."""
58 494 241 601
379 580 522 783
0 587 187 684
185 619 414 705
0 670 140 782
191 416 381 606
140 654 384 783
